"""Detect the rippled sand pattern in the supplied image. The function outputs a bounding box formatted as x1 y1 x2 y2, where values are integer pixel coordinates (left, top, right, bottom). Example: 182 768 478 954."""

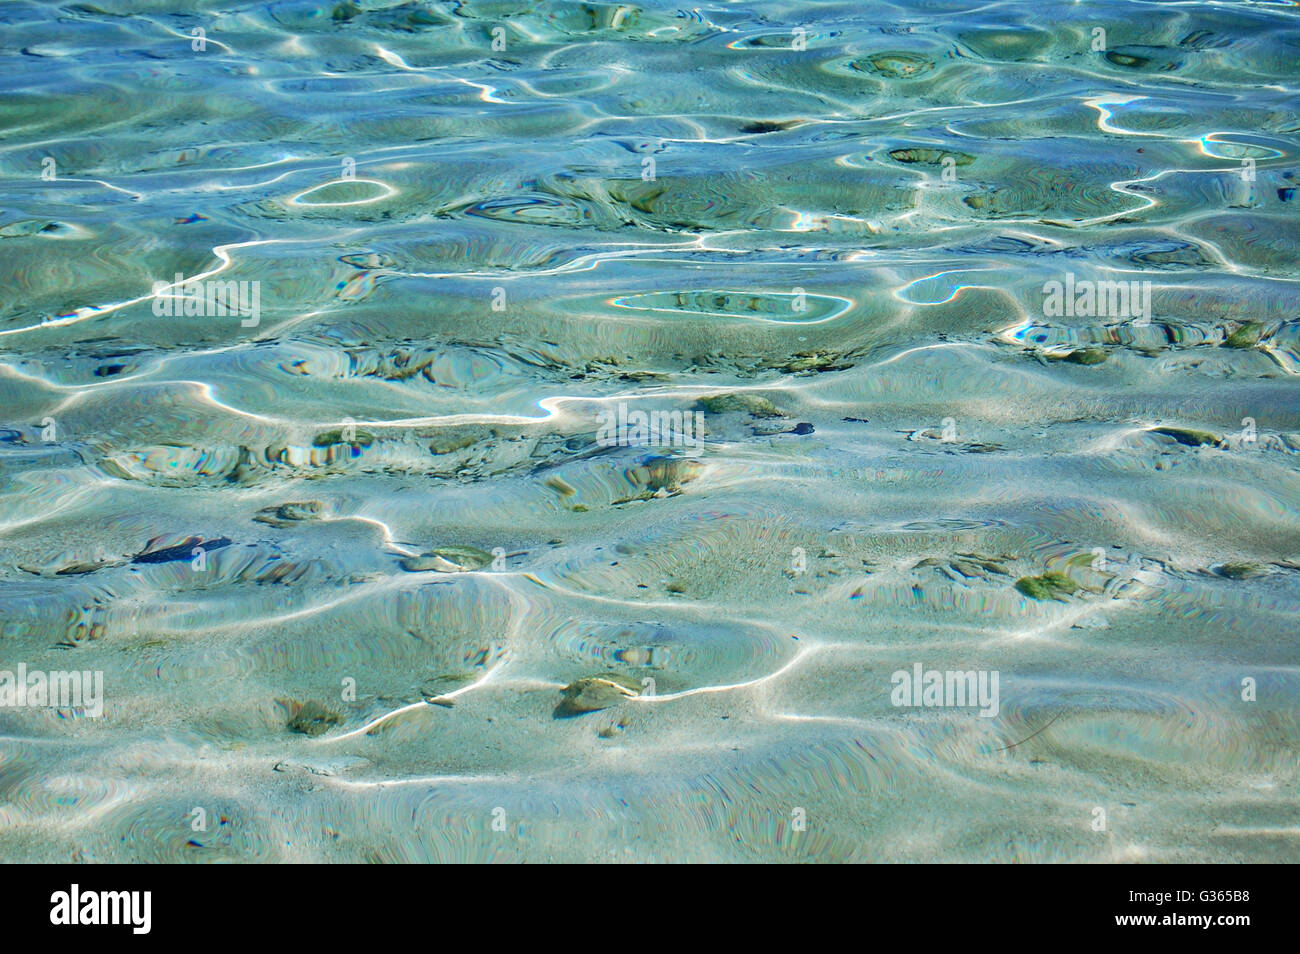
1 0 1297 863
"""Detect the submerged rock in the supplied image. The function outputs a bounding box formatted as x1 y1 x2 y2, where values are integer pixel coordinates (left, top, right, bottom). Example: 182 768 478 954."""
856 52 935 78
767 351 850 374
1151 426 1222 448
312 429 375 448
1062 348 1107 365
401 545 495 572
753 420 815 437
274 755 368 776
889 148 975 166
740 120 798 135
331 2 361 23
1104 45 1183 72
19 554 126 576
253 501 324 527
955 552 1012 576
555 673 641 717
1014 571 1079 601
428 433 478 455
132 535 233 564
1216 562 1267 580
55 560 115 575
283 700 342 737
628 455 700 494
420 672 475 705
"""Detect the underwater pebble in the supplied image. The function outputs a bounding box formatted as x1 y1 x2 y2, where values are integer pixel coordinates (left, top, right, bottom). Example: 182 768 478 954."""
401 545 495 572
556 673 641 716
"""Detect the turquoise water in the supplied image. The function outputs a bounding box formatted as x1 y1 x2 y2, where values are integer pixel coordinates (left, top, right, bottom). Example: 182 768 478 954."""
0 0 1297 862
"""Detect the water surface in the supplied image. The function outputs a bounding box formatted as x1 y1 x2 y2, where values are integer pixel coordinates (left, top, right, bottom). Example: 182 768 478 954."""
0 0 1297 862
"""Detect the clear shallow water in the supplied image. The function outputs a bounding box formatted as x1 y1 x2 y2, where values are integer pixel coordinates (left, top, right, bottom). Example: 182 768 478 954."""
0 0 1297 862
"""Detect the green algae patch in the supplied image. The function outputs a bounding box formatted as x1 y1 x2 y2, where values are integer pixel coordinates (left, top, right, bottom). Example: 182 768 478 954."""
696 393 785 417
429 433 478 455
1223 322 1263 349
1015 571 1079 601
